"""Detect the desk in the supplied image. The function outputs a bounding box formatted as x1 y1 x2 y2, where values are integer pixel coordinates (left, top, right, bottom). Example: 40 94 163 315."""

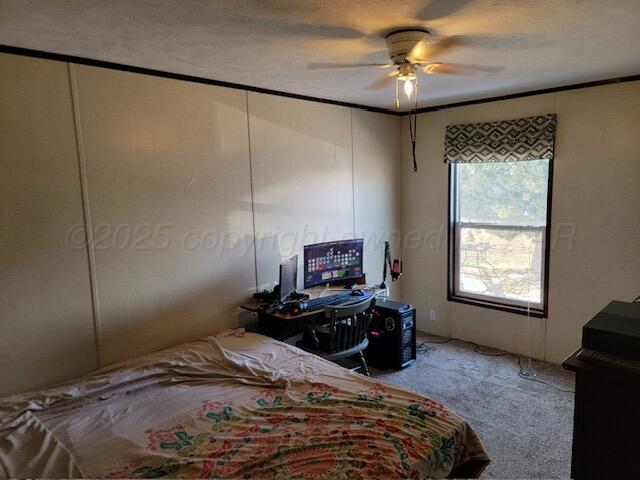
240 285 386 341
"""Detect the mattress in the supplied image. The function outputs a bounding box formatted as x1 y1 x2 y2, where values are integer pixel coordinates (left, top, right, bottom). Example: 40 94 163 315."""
0 329 489 478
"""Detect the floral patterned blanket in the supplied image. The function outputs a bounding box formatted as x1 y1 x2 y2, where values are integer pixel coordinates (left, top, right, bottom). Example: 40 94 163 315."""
0 330 488 479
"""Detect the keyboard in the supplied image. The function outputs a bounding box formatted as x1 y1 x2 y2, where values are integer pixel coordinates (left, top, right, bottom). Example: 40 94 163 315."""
304 291 372 312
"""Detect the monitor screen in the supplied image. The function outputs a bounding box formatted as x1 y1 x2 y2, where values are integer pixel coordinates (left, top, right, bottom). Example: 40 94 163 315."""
279 254 298 302
303 239 363 288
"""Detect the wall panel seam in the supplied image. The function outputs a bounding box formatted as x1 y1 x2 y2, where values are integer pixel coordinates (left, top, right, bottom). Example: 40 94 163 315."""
396 118 404 301
245 91 259 291
350 109 356 237
67 63 103 366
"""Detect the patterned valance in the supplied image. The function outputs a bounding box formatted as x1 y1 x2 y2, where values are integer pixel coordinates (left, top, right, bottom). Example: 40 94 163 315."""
444 114 556 163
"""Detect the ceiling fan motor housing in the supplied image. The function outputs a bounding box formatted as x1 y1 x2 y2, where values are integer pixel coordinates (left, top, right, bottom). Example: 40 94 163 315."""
385 29 431 64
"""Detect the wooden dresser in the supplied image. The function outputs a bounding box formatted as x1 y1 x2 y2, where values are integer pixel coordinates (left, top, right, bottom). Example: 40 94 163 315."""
563 349 640 479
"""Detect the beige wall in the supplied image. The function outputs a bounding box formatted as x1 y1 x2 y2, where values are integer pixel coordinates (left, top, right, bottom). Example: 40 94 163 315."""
248 93 354 290
0 52 402 396
3 51 635 399
71 66 257 365
352 110 402 298
0 55 97 397
402 81 640 364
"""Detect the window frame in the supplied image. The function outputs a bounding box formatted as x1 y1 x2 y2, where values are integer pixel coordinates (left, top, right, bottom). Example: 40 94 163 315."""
447 160 554 318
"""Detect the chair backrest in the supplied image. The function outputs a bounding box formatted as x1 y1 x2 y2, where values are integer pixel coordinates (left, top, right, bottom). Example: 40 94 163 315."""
323 296 376 354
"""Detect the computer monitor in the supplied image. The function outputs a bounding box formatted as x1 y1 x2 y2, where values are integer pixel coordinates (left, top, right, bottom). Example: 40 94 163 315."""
303 239 363 289
279 254 298 302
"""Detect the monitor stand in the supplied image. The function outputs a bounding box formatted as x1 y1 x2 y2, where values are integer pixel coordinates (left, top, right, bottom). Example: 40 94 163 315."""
323 274 367 289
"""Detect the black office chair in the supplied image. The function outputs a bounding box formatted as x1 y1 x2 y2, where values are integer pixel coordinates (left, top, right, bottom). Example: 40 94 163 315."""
299 296 376 376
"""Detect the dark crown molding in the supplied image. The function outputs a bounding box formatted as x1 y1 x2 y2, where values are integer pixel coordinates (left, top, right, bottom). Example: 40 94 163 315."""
0 44 401 116
2 44 639 117
410 74 640 115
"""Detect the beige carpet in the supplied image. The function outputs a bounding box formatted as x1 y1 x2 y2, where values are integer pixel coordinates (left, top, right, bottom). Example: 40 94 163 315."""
372 333 576 479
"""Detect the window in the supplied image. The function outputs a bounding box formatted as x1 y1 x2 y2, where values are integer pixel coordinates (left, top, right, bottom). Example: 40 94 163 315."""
448 160 551 317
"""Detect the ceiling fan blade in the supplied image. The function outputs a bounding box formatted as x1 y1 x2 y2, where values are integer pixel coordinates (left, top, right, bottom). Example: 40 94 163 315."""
408 35 467 62
307 62 391 69
423 62 502 75
368 71 399 90
417 0 474 21
407 38 430 63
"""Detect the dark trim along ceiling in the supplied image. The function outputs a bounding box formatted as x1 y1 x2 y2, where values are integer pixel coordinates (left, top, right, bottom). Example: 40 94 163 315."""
2 44 639 117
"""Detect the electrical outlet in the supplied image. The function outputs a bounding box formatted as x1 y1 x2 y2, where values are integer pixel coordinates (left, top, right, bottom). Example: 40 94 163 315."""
430 309 436 321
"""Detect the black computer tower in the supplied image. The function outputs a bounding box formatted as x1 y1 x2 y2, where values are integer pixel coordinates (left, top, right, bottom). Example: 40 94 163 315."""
366 298 416 370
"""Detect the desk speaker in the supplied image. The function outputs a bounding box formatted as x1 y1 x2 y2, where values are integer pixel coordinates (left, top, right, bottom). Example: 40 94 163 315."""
367 298 416 370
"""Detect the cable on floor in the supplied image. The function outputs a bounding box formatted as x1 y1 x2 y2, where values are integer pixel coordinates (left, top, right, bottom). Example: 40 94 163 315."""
416 336 575 394
416 342 436 354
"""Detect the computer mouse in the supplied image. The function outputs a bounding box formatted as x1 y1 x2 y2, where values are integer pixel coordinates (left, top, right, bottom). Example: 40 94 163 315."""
351 289 364 296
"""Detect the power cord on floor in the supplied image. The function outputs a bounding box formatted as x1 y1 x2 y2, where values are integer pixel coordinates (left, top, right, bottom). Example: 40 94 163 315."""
416 337 452 354
416 336 575 394
416 342 437 354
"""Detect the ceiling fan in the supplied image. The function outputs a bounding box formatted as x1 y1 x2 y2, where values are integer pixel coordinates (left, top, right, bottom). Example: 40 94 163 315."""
308 29 500 107
308 28 500 172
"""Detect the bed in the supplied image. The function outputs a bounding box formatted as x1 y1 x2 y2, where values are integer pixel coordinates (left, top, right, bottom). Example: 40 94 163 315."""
0 329 489 478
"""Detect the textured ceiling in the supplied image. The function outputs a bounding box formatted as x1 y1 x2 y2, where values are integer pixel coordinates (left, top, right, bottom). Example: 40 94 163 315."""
1 0 639 110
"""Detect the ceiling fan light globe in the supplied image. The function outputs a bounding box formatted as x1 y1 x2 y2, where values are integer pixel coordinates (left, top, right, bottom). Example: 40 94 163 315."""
403 79 414 98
